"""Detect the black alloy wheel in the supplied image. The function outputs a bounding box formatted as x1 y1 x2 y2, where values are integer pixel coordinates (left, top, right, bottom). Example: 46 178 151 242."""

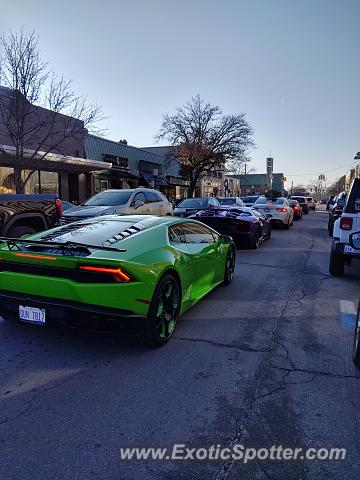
144 274 180 346
223 247 236 285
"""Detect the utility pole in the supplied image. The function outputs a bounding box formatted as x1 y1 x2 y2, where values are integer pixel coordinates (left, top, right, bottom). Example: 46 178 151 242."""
244 164 247 195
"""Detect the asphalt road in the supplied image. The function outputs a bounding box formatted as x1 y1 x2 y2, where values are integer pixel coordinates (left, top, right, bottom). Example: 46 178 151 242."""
1 209 360 480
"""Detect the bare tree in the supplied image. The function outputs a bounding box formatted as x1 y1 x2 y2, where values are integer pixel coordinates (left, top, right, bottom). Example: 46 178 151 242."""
308 176 328 198
156 95 254 197
0 29 105 193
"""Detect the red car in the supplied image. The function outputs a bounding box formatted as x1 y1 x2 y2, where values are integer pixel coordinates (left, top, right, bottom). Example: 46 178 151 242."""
288 199 303 220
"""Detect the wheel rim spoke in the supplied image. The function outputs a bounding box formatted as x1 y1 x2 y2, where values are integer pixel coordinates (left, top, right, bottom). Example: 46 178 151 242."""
155 281 179 339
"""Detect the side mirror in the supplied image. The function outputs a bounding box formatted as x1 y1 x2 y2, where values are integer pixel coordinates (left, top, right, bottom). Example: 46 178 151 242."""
220 234 233 244
350 232 360 250
134 200 145 209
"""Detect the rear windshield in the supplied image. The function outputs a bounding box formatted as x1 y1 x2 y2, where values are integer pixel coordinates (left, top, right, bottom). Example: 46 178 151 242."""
241 196 258 203
218 198 236 205
255 197 285 205
83 191 132 206
177 198 208 208
290 196 306 202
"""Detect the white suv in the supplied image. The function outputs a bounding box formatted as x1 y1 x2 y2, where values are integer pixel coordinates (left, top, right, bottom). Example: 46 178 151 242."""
61 188 173 224
329 178 360 275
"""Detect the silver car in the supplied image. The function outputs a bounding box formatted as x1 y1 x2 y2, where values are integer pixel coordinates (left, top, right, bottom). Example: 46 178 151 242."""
61 188 173 224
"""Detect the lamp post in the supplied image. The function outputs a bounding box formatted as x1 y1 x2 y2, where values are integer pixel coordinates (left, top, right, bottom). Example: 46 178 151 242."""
152 168 159 191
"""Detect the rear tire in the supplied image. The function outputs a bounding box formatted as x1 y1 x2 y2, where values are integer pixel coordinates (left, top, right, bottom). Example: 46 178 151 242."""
329 248 345 276
249 227 261 249
143 274 180 347
328 218 334 236
7 225 36 238
223 247 235 285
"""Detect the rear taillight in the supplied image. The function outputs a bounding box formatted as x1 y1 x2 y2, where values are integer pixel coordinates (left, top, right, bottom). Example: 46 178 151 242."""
276 208 288 212
78 265 132 282
340 217 353 230
56 198 62 218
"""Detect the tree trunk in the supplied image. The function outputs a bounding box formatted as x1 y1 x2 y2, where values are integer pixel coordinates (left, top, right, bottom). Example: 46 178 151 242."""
187 177 198 198
14 165 24 194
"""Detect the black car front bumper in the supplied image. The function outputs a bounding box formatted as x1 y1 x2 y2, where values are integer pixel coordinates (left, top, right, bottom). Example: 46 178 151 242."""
0 291 146 333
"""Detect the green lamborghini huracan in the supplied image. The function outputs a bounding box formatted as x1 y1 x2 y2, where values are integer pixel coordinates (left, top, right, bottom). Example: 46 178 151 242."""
0 215 235 346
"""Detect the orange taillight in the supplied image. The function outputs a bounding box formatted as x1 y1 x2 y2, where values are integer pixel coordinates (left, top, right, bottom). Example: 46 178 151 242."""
78 265 131 282
13 253 57 261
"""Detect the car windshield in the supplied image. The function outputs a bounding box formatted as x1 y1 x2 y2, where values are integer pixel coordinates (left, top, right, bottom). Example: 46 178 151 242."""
83 191 132 207
242 196 258 203
177 198 208 208
218 198 236 205
290 197 305 202
255 197 285 205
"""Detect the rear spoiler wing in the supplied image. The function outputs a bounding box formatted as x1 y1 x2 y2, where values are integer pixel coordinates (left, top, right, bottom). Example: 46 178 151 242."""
0 237 127 254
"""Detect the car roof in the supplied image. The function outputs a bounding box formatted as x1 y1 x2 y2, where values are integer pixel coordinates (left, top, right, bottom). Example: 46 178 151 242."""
99 188 162 194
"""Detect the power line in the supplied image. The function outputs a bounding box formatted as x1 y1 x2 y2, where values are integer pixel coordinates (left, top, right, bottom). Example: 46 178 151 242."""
287 161 357 177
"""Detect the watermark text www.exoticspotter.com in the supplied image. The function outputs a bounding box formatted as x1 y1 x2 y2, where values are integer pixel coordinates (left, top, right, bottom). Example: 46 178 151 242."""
119 444 346 463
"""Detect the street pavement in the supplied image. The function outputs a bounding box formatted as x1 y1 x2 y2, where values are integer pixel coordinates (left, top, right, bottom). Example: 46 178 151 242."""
1 209 359 480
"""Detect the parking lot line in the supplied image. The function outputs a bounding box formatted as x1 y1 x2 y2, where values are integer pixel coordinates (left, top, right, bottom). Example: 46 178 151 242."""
340 300 357 331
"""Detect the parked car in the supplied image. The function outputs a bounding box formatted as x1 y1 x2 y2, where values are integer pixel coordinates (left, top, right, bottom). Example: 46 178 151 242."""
0 215 235 346
306 196 316 210
329 179 360 275
61 200 76 212
326 195 335 210
289 196 309 214
173 197 220 217
328 192 347 236
0 194 62 237
351 255 360 367
217 197 245 207
287 199 303 220
61 188 173 224
253 196 294 228
240 195 259 207
189 206 271 249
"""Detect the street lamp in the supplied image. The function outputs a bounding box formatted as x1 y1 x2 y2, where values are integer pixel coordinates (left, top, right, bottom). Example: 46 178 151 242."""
152 168 159 190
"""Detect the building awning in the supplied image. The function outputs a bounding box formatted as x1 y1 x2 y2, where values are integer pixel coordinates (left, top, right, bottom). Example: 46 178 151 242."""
140 170 168 186
93 167 139 179
167 176 189 186
0 145 112 173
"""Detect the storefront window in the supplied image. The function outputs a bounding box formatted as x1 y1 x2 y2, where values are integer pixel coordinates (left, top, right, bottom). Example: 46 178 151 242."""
22 170 59 194
94 177 110 193
0 167 15 193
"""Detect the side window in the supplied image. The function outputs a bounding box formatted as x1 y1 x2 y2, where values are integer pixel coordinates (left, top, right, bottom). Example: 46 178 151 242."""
168 225 185 243
132 192 146 204
144 191 159 203
154 192 164 202
182 223 216 244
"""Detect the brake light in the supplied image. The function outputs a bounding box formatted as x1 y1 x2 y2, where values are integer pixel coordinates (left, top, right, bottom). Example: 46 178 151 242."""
340 217 353 230
276 208 288 212
55 198 62 218
13 253 57 261
78 265 132 282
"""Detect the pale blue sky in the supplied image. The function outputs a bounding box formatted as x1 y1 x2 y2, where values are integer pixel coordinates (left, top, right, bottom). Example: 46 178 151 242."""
2 0 360 188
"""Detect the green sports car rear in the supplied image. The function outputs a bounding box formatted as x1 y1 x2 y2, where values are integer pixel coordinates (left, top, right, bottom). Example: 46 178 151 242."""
0 215 235 346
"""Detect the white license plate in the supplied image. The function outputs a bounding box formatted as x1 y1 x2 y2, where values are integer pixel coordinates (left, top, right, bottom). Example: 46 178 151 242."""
344 245 360 254
19 305 46 325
